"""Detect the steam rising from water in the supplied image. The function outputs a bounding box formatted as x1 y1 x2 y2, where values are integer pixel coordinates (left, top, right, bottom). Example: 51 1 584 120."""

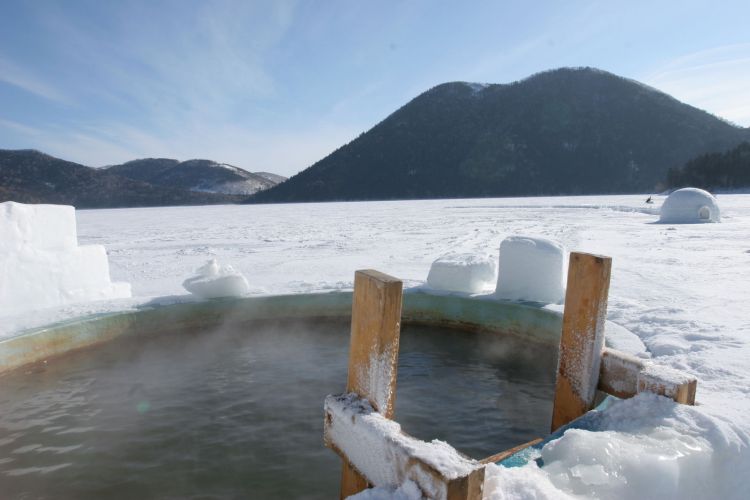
0 317 556 498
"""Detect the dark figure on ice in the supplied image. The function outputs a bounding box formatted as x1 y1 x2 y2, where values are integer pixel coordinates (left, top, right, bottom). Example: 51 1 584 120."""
645 196 653 204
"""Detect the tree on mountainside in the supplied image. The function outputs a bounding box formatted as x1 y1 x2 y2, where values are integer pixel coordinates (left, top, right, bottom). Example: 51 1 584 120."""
667 142 750 190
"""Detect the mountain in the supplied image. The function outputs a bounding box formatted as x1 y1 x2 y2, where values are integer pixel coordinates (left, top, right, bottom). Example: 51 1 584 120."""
106 159 286 195
667 141 750 191
251 67 750 203
254 171 288 185
0 150 247 208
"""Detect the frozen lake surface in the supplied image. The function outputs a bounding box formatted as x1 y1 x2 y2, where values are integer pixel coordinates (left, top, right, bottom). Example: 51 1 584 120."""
2 194 749 498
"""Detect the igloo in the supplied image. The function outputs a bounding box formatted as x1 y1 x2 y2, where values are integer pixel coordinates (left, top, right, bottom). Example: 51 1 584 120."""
494 236 565 304
659 188 720 223
0 202 131 317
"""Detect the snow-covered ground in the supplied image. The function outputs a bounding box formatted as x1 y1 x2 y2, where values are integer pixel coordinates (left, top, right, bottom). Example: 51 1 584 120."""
2 194 749 498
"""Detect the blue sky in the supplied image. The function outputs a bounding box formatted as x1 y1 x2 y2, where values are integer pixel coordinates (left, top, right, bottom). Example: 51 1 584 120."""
1 0 749 176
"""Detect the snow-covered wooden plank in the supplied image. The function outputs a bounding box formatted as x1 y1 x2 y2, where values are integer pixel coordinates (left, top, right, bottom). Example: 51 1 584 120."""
598 348 697 404
479 438 543 465
325 394 485 500
341 269 404 497
551 252 612 431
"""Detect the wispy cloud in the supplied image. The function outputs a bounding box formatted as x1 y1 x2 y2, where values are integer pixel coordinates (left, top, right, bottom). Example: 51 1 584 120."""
0 55 71 104
0 117 44 136
32 0 292 119
642 43 750 127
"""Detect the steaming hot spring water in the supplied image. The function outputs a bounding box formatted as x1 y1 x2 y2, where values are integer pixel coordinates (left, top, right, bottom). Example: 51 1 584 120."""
0 316 556 499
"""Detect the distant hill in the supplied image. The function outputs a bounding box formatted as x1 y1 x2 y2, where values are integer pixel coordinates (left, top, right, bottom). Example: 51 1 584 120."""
252 67 750 203
667 141 750 191
254 171 288 185
0 150 281 208
106 159 286 195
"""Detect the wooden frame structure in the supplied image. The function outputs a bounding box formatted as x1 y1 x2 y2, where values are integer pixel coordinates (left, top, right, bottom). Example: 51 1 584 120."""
324 254 697 499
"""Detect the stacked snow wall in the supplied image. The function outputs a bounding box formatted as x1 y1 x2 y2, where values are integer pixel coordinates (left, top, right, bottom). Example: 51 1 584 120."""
0 202 131 317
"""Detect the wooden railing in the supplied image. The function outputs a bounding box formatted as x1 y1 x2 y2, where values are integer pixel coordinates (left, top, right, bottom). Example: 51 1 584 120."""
324 254 697 499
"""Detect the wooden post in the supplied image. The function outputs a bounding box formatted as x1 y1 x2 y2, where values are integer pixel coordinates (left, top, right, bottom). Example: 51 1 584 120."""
340 269 403 498
551 252 612 432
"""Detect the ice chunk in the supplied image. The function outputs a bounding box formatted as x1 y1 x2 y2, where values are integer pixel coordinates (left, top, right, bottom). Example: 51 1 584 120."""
659 188 720 223
425 253 496 294
494 236 565 304
0 202 131 317
182 259 250 299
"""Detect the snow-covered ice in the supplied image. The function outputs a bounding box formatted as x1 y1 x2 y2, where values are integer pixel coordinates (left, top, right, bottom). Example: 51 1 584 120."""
0 202 130 316
182 258 250 298
494 236 565 304
659 187 721 223
426 252 496 293
1 194 749 499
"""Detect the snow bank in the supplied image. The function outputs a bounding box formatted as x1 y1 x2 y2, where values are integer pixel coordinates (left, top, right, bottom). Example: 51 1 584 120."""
494 236 565 304
426 253 496 294
182 259 250 298
659 188 720 223
0 202 131 317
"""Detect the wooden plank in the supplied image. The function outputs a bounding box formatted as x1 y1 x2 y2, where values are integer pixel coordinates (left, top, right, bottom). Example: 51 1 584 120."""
551 252 612 432
639 369 697 405
597 347 642 398
340 269 404 498
325 394 484 500
598 348 697 405
479 438 543 465
446 469 485 500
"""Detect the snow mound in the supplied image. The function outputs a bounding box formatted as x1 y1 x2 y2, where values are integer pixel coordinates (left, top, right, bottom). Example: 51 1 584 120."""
659 188 720 223
484 393 749 499
425 253 496 294
494 236 565 304
182 259 250 298
0 202 131 317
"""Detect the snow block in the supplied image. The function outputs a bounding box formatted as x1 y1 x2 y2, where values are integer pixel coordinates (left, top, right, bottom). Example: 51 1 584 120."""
425 253 496 294
494 236 565 304
659 188 720 223
182 259 250 299
0 202 77 253
0 202 131 317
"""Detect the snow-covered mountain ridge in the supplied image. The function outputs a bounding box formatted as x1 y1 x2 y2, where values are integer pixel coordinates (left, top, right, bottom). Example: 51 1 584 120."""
106 158 287 196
